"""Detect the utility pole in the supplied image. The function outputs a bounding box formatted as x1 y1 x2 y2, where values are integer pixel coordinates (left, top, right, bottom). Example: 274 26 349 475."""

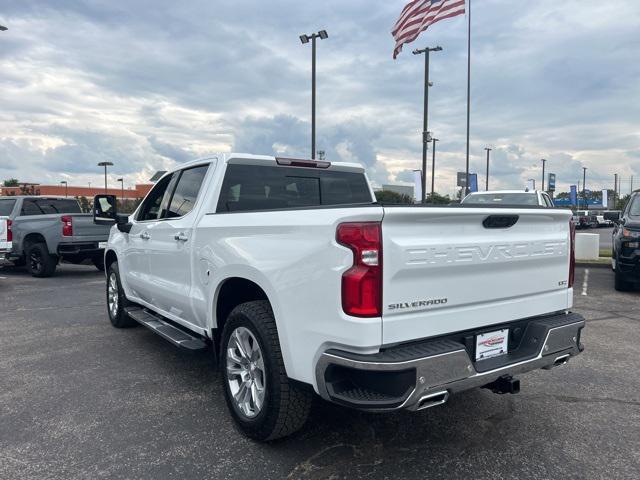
484 147 492 191
431 137 439 197
299 30 328 159
413 46 442 203
582 167 587 209
613 173 618 209
117 178 124 202
541 158 547 191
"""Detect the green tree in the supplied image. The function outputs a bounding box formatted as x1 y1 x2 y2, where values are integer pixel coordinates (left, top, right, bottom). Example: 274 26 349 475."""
3 178 19 187
426 192 451 205
375 190 414 204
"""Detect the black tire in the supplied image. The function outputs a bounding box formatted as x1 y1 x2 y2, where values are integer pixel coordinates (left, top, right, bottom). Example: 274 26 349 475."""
220 300 312 441
26 243 57 278
93 256 105 271
106 262 137 328
614 263 634 292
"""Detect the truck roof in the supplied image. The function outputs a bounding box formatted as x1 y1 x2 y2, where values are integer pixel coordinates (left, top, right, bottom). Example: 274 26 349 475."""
168 153 365 174
467 190 540 195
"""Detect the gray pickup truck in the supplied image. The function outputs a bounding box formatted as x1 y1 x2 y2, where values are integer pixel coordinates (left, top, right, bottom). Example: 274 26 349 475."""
0 196 111 277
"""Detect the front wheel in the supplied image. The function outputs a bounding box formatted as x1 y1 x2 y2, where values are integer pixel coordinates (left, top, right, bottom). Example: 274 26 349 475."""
614 264 634 292
106 262 137 328
221 301 312 441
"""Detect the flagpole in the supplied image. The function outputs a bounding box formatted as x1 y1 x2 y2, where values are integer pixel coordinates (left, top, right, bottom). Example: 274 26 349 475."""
464 0 471 196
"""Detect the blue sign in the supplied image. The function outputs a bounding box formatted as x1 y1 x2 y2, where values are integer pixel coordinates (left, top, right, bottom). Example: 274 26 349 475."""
469 173 478 193
569 185 578 206
548 173 556 192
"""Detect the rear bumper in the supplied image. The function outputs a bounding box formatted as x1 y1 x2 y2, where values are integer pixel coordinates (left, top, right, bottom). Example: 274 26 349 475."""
315 312 585 411
57 242 103 256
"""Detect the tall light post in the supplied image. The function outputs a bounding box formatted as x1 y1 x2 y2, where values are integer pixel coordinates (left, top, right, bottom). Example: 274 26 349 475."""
299 30 328 160
413 45 442 203
582 167 587 209
117 178 124 202
430 136 439 198
97 162 113 193
484 147 492 191
60 180 68 198
528 178 536 190
541 158 547 191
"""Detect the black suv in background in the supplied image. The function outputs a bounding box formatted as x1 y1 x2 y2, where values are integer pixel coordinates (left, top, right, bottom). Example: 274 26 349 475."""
609 192 640 291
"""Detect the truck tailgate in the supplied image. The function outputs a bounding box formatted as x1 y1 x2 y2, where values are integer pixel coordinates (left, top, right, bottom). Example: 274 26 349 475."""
381 207 573 345
67 214 111 241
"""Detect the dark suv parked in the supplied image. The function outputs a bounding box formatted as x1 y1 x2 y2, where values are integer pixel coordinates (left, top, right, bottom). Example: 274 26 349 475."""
609 192 640 291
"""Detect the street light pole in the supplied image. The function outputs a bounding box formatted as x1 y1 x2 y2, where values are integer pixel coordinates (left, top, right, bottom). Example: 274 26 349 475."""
431 137 439 197
97 162 114 193
484 147 492 191
117 178 124 202
413 45 442 203
300 30 328 159
582 167 587 209
60 181 68 198
541 158 547 191
614 173 618 209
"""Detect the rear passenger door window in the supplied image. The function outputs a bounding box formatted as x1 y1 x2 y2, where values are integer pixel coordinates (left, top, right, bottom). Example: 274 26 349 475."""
21 200 43 216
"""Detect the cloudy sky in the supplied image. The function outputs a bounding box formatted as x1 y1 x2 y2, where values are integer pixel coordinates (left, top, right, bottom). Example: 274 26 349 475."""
1 0 639 196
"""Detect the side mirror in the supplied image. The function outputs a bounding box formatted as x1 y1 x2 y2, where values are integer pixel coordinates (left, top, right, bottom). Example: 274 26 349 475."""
603 211 621 223
116 213 132 233
93 195 117 225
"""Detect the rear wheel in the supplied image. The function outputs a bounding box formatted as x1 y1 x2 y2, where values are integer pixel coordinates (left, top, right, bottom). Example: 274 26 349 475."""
614 265 634 292
106 262 136 328
221 300 312 441
26 243 57 277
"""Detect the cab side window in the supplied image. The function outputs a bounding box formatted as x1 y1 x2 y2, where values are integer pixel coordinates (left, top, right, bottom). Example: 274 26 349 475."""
136 175 174 222
165 165 209 218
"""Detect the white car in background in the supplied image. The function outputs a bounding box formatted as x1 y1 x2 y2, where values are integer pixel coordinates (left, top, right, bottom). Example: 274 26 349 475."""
462 190 555 207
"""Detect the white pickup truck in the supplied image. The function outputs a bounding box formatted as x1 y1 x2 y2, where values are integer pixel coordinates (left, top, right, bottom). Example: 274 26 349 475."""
94 154 584 441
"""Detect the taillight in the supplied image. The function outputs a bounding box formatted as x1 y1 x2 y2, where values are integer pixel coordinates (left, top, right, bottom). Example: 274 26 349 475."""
6 219 12 242
568 220 576 288
337 222 382 317
61 215 73 237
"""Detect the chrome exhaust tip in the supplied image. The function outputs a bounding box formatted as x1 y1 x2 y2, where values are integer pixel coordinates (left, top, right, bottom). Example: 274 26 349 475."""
416 390 449 410
553 354 570 367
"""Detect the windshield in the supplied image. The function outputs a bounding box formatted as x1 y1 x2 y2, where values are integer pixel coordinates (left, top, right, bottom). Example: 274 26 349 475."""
462 193 539 206
629 196 640 216
0 199 16 216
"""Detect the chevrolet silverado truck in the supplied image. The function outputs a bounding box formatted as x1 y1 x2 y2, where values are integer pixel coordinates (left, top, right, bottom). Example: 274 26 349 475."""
94 154 585 441
0 196 111 277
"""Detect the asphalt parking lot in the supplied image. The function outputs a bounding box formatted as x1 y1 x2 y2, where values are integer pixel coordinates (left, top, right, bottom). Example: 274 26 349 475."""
1 263 639 479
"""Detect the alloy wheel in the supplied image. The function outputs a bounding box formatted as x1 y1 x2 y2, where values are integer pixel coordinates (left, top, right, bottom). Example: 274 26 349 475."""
226 326 266 418
107 272 119 319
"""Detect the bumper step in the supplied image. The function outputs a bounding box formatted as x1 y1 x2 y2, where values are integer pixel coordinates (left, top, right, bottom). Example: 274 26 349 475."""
125 307 207 351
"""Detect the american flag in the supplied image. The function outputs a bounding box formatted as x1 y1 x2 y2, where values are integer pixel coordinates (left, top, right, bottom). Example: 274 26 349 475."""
392 0 466 59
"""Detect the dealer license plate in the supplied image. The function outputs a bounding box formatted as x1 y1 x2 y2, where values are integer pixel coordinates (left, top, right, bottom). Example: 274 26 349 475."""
475 329 508 361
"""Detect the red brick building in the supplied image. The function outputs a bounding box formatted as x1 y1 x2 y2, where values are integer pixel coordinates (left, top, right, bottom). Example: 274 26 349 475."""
0 183 153 199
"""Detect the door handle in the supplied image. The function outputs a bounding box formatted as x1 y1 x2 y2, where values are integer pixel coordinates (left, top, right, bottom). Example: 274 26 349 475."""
174 232 189 242
140 231 151 240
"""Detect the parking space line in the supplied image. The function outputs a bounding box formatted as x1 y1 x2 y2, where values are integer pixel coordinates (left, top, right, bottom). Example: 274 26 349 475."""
582 268 589 296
